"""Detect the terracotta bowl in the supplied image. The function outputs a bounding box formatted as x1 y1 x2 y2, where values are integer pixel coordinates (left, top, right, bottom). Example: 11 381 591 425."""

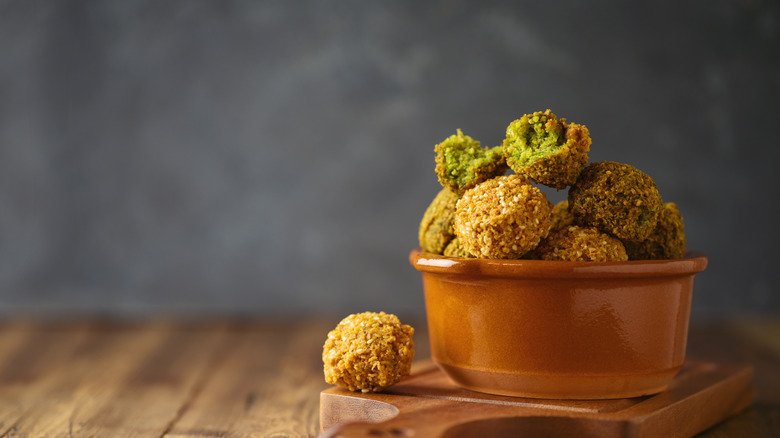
409 248 708 399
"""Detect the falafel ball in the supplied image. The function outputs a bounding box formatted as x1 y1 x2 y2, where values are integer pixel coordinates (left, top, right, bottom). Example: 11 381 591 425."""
454 174 553 259
550 200 575 233
534 225 628 261
323 311 415 393
418 188 460 254
503 110 591 189
568 161 663 241
443 237 473 258
623 202 686 260
435 129 507 194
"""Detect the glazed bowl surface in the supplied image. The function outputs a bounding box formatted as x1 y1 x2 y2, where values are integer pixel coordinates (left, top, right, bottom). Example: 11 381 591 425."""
409 248 708 399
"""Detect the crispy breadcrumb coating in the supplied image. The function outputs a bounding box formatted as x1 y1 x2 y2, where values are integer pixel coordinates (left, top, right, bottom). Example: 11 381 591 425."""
323 312 414 393
503 110 591 189
435 129 507 194
623 202 686 260
568 161 662 242
550 200 575 233
534 225 628 261
454 174 552 259
418 188 460 254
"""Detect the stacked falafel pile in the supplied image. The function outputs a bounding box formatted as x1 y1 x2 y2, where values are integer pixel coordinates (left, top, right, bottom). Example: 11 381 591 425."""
419 110 686 261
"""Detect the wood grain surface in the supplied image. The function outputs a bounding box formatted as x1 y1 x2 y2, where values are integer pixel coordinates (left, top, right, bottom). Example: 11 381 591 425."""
0 317 777 437
320 359 754 437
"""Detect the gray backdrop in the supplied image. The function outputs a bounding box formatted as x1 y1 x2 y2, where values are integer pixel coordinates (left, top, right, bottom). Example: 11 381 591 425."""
1 0 778 318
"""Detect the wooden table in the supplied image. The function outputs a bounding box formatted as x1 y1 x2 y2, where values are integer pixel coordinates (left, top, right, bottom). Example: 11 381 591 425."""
0 317 777 437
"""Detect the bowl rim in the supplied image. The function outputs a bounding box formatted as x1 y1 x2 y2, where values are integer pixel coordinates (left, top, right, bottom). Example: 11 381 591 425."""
410 248 708 279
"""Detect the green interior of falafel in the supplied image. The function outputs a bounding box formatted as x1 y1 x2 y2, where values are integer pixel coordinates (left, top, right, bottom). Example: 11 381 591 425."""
439 130 503 188
508 112 566 164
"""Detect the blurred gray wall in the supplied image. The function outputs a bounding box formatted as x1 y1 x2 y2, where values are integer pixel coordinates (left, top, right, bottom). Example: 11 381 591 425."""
1 0 778 317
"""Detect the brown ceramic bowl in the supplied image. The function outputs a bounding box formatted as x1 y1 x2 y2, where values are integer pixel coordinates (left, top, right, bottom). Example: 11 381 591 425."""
409 248 708 399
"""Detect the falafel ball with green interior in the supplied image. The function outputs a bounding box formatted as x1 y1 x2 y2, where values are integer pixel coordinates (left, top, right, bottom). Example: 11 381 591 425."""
503 110 591 189
435 129 507 194
623 202 686 260
418 188 460 254
568 161 663 242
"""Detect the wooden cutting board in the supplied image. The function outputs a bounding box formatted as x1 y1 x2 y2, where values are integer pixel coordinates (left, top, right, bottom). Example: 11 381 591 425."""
320 359 753 438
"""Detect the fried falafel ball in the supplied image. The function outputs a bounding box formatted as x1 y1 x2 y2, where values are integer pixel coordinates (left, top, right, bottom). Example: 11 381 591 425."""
568 161 663 242
443 237 472 258
323 311 414 393
550 200 575 233
435 129 507 194
454 174 553 259
534 225 628 261
503 110 591 189
418 188 460 254
623 202 686 260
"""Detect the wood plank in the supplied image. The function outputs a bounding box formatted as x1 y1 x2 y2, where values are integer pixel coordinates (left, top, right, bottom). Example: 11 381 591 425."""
68 321 232 438
320 359 753 438
734 318 780 359
688 319 780 437
0 320 96 436
164 319 331 438
0 320 175 438
688 320 780 404
0 320 231 438
0 318 775 437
